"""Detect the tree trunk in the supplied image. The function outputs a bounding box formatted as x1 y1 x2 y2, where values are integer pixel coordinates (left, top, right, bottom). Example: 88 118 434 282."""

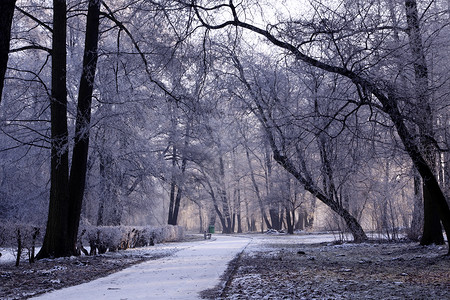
269 207 282 230
387 94 450 251
37 0 71 259
0 0 16 103
296 211 304 230
171 186 183 225
245 199 252 231
285 207 294 234
408 168 423 240
445 148 450 201
97 149 113 225
171 122 190 225
234 179 243 233
421 184 444 245
246 149 271 228
218 188 233 233
197 202 203 233
168 120 190 225
264 140 281 230
67 0 100 253
237 212 242 233
218 155 233 233
404 0 444 245
307 194 316 228
167 145 177 224
334 204 368 242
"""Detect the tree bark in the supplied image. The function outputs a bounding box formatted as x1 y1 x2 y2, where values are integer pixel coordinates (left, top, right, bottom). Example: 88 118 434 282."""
97 149 113 225
246 149 271 228
408 169 423 240
67 0 101 249
404 0 444 245
0 0 16 103
171 186 183 225
168 145 177 224
38 0 100 259
285 207 294 234
37 0 71 259
170 120 190 225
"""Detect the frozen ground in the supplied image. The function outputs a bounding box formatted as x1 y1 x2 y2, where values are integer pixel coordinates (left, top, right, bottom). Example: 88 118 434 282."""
1 233 449 300
215 234 450 299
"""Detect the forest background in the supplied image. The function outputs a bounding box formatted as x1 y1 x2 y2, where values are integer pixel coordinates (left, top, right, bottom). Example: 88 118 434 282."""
0 0 449 258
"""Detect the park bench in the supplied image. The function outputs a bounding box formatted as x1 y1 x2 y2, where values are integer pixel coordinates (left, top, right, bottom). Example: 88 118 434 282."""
204 231 212 239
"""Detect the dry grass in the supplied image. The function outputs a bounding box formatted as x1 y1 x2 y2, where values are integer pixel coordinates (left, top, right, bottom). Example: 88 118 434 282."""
218 239 450 299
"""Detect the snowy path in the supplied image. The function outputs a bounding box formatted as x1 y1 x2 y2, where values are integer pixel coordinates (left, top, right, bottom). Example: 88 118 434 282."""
32 235 250 300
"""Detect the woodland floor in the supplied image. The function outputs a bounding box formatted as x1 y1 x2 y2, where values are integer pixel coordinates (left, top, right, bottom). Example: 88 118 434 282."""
1 234 449 300
203 235 450 299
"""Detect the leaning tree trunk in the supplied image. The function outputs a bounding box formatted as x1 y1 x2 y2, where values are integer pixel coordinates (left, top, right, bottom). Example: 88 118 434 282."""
67 0 101 251
272 151 368 243
37 0 71 259
0 0 16 103
232 55 368 242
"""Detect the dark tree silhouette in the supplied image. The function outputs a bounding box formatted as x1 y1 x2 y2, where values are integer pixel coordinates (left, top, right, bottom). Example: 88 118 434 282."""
38 0 100 259
0 0 16 103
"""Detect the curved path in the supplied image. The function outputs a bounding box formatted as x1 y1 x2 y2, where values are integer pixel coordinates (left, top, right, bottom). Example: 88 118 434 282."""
32 235 250 300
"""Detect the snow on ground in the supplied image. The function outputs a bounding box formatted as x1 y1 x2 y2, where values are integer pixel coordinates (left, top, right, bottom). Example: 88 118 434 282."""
0 239 190 265
221 234 450 299
30 235 250 300
4 232 447 299
0 247 22 263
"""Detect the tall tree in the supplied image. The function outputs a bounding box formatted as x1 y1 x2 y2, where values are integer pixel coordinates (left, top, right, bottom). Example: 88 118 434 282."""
38 0 100 258
67 0 101 251
404 0 443 245
167 118 191 225
37 0 70 259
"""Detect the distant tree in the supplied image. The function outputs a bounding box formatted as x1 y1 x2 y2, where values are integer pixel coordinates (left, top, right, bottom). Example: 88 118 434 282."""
237 56 367 241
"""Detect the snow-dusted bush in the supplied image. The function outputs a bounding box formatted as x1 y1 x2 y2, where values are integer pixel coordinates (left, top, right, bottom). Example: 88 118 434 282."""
78 225 184 254
0 223 42 265
0 223 42 247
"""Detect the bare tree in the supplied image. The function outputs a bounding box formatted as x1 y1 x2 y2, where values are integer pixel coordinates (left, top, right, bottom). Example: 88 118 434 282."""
404 0 444 245
38 0 100 259
67 0 101 248
189 0 450 251
37 0 71 259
